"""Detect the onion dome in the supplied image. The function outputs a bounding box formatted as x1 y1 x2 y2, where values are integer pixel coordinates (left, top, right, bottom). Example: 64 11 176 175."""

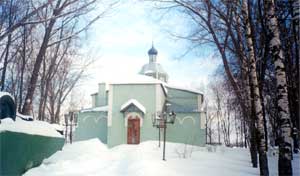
148 45 158 55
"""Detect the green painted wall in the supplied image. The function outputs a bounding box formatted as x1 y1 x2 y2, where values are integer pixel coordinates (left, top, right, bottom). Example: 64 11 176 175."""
107 84 158 147
0 131 64 176
74 111 107 144
77 83 206 148
167 87 199 112
165 89 205 146
98 83 107 107
91 93 99 107
105 91 109 105
166 112 205 146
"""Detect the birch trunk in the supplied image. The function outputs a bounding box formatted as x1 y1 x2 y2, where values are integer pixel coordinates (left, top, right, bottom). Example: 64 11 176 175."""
264 0 293 175
241 0 269 175
234 8 258 166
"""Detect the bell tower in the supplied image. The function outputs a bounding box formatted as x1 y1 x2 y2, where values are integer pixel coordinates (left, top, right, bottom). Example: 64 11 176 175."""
139 43 169 82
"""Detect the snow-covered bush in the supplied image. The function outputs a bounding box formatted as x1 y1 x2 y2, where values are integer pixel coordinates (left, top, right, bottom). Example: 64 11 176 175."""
217 145 226 154
206 145 217 152
174 143 194 158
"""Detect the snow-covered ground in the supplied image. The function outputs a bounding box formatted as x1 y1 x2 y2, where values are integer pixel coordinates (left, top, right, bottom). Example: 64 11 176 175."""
23 139 299 176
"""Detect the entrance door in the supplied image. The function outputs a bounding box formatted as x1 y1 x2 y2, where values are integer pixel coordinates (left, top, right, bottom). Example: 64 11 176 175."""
127 116 140 144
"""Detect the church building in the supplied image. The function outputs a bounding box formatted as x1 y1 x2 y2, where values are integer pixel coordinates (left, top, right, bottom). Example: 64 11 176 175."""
74 45 206 147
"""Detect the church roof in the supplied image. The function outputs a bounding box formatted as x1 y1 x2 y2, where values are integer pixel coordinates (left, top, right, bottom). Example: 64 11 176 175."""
80 106 108 113
139 63 168 76
165 84 203 95
107 74 164 85
98 74 203 98
120 99 146 114
100 75 168 95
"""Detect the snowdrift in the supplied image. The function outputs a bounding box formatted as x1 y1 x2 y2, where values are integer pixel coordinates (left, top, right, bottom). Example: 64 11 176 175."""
23 139 275 176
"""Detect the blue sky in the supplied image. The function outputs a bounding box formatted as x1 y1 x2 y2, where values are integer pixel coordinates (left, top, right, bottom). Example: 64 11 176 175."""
78 0 221 101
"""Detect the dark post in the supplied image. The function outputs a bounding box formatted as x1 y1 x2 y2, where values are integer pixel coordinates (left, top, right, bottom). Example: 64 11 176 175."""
152 104 176 161
70 112 73 144
158 127 161 148
205 112 207 144
163 119 167 161
243 115 247 148
65 114 68 144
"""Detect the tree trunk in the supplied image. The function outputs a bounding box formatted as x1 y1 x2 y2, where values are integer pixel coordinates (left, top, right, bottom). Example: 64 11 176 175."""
1 0 13 91
232 5 253 151
264 0 293 175
38 57 46 120
18 25 27 112
289 0 299 152
250 123 258 168
22 18 56 115
217 101 221 144
1 34 11 91
21 0 63 115
242 0 269 175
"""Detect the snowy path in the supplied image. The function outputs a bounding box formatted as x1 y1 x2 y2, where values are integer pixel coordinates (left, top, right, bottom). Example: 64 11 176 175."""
23 139 299 176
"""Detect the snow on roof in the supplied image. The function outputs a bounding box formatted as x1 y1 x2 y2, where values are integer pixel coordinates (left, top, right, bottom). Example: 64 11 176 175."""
120 99 146 114
0 117 63 138
80 106 108 113
100 74 168 95
165 84 203 95
108 74 164 85
0 91 14 100
144 70 154 74
140 63 168 75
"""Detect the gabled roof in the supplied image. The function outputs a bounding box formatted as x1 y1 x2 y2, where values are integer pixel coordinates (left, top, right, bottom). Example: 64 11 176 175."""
165 84 203 95
81 106 108 113
120 99 146 114
108 74 164 85
99 74 168 96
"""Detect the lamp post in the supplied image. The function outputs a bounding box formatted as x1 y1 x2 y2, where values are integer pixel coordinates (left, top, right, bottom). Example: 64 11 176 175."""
152 103 176 161
64 111 78 144
64 114 69 143
69 112 74 144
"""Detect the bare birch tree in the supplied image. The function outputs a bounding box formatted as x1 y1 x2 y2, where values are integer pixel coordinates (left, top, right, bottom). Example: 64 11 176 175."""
241 0 269 174
264 0 293 175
